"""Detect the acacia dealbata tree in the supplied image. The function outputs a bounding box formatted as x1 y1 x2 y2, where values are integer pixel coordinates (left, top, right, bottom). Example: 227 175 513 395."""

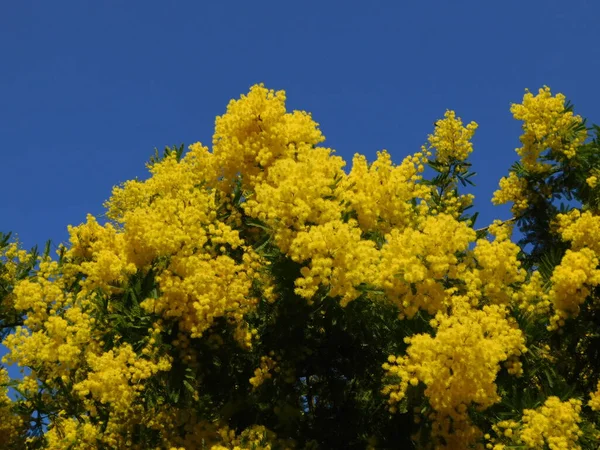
1 85 600 449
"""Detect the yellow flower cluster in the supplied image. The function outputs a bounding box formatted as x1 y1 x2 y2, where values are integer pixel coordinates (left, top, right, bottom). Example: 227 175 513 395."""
9 259 68 330
68 215 137 294
492 171 529 215
383 303 526 447
516 271 551 316
436 189 475 219
462 224 525 306
0 368 25 448
493 87 587 217
212 84 324 193
232 323 259 350
290 219 379 306
209 424 295 450
548 248 600 329
490 397 583 449
146 250 259 338
339 150 431 233
0 240 32 339
0 241 29 283
244 146 346 252
428 110 478 163
379 214 475 318
511 86 587 169
161 418 294 450
488 418 520 447
556 209 600 254
589 381 600 411
249 355 277 389
3 305 95 379
106 142 216 223
105 147 264 338
45 415 100 450
73 343 171 412
530 209 600 330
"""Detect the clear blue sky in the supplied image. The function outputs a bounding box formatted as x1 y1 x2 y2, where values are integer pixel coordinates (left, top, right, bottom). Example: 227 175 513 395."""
1 1 599 249
1 0 599 394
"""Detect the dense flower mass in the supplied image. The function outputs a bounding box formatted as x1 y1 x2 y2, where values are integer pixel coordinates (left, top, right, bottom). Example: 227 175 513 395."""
383 302 527 447
378 214 475 318
488 397 584 449
339 150 431 233
510 86 586 169
492 171 529 214
428 110 478 163
1 84 599 449
0 368 25 448
590 381 600 411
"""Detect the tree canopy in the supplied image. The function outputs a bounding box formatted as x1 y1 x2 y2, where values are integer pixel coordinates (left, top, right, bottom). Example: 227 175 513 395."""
1 85 600 449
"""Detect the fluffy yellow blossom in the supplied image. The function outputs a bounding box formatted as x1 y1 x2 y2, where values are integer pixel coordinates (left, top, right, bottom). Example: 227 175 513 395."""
213 83 324 192
379 214 476 317
428 110 478 163
0 240 29 283
340 150 431 233
244 146 346 252
249 355 277 389
119 186 228 266
383 303 526 446
492 171 528 214
209 424 294 450
3 305 95 379
290 219 379 306
145 251 258 338
383 305 527 450
67 215 138 295
487 219 514 241
516 271 551 316
549 248 600 329
45 415 100 450
106 143 216 222
73 343 171 413
0 368 25 448
518 397 583 449
511 86 587 169
436 189 475 219
10 259 73 330
556 209 600 254
105 143 264 337
589 381 600 411
462 226 525 305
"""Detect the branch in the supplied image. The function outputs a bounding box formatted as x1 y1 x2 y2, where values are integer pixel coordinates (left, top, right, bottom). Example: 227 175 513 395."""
474 217 516 234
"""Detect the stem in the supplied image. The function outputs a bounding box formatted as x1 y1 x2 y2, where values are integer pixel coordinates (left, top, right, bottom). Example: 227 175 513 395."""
474 217 516 234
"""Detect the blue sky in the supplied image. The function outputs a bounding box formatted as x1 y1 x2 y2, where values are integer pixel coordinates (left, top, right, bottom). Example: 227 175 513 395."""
2 1 599 252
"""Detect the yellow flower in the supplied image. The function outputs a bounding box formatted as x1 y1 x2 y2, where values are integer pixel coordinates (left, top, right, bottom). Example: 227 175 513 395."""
511 86 587 170
492 171 528 214
589 381 600 411
519 397 583 449
548 248 600 329
383 302 526 447
340 150 431 234
428 110 478 163
249 356 277 389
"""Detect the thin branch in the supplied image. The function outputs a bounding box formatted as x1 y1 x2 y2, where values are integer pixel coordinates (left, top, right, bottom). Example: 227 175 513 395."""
475 217 516 234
